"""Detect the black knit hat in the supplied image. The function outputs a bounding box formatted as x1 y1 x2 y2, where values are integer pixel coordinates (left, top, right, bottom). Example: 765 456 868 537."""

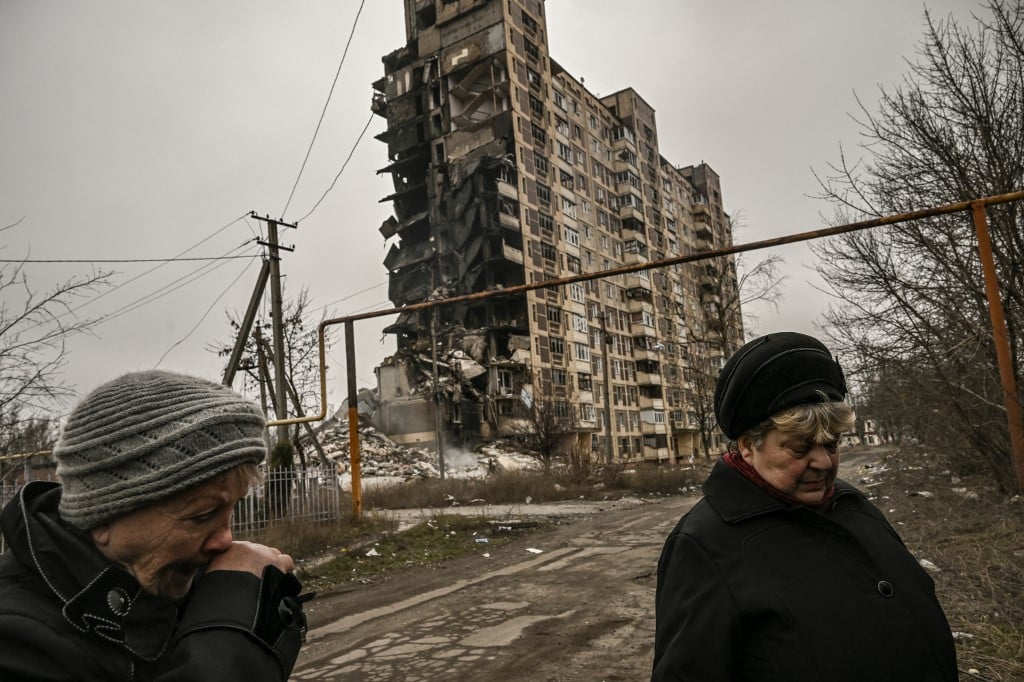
713 332 847 440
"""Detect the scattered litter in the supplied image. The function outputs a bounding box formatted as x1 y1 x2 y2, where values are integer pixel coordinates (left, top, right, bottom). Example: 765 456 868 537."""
918 558 941 573
365 548 380 557
909 491 934 499
469 498 487 504
526 548 543 554
951 632 974 640
967 669 981 676
497 525 513 532
482 553 490 558
474 538 490 544
525 496 533 504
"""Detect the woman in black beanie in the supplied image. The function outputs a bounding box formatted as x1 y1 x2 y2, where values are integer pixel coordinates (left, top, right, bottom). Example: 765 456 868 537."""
652 332 957 681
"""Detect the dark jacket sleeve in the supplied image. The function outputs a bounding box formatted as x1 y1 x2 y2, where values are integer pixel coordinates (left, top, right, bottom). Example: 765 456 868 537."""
652 531 740 682
152 566 307 681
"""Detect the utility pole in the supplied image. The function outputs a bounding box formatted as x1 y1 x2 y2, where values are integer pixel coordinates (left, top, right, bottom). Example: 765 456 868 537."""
429 271 447 479
598 309 615 464
250 212 297 448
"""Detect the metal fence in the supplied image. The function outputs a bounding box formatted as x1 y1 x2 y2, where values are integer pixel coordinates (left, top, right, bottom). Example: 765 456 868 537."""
232 466 344 537
0 465 344 553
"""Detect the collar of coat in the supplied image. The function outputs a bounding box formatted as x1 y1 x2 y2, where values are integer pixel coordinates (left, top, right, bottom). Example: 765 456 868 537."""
1 481 178 661
703 457 864 524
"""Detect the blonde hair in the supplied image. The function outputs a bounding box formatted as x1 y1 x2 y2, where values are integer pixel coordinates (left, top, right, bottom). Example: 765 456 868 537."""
743 399 855 449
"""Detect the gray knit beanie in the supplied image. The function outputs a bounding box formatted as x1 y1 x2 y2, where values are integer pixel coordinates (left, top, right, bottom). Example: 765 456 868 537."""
54 370 267 529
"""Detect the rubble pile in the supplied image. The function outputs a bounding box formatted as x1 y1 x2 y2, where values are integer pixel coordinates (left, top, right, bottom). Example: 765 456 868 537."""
303 417 538 482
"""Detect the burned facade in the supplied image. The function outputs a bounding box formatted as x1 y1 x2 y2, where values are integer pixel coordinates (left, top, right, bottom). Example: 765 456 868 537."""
372 0 743 463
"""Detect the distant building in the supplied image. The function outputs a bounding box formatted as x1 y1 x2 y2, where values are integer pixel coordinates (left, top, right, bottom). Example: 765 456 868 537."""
371 0 743 463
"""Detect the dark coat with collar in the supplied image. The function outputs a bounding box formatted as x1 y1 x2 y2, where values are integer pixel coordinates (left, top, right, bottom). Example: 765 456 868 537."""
0 481 306 682
652 459 958 682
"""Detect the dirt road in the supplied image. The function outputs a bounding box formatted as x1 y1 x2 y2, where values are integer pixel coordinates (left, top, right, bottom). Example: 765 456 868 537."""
291 494 699 681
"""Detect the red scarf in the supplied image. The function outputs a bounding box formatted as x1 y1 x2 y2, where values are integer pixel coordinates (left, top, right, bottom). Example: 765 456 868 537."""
723 451 836 508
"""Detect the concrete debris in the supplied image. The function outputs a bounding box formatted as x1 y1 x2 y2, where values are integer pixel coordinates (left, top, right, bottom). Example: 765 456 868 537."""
304 416 540 485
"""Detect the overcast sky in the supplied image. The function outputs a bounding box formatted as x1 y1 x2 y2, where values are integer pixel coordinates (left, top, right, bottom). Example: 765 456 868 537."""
1 0 976 416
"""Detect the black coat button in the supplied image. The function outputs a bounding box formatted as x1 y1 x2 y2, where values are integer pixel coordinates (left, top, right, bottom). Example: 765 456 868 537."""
106 588 129 615
877 580 894 597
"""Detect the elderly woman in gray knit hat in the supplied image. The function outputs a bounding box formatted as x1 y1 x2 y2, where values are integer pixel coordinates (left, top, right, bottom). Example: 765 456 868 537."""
0 371 308 681
652 332 957 682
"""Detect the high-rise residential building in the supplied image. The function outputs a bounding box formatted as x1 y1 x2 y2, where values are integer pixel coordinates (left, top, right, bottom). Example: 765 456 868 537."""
371 0 743 463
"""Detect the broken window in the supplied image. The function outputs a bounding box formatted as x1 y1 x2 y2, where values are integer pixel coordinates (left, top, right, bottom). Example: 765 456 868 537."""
572 313 588 333
578 373 593 391
550 337 565 355
564 226 580 245
566 255 581 274
552 369 567 386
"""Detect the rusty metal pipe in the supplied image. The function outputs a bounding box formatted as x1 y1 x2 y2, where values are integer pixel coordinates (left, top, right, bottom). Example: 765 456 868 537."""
971 202 1024 492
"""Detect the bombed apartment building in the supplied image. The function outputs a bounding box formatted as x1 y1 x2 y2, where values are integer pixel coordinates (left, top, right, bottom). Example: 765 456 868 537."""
371 0 743 463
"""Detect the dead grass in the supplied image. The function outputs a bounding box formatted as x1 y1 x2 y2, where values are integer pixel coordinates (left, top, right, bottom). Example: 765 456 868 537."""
298 514 538 594
361 464 703 510
864 446 1024 681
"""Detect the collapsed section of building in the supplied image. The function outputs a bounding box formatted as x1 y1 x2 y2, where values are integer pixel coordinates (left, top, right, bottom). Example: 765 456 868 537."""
371 0 744 463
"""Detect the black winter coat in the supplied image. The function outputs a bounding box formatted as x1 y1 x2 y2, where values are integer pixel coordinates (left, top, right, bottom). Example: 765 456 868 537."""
0 481 307 682
652 459 958 681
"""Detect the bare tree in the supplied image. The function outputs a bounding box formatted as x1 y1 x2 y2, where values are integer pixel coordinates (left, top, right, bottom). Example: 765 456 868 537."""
511 381 578 470
0 253 109 414
812 0 1024 491
683 214 787 458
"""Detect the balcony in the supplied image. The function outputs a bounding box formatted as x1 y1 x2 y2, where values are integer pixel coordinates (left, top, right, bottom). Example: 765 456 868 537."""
638 395 664 411
637 371 663 387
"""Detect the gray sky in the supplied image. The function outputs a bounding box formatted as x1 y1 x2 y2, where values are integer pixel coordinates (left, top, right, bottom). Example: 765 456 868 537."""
1 0 976 415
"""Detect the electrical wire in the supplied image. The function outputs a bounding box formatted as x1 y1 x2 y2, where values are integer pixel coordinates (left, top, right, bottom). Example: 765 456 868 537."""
154 255 260 368
54 213 249 321
281 0 367 219
86 243 259 330
296 112 375 223
1 256 255 264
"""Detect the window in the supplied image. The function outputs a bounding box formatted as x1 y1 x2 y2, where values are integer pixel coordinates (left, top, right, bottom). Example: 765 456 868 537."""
578 373 593 391
553 89 566 110
537 182 552 204
572 313 588 333
575 343 590 361
540 241 556 261
566 255 581 274
546 306 562 324
564 226 580 245
580 404 595 422
569 283 585 303
550 337 565 355
555 116 570 137
539 211 554 232
552 368 568 385
558 142 573 163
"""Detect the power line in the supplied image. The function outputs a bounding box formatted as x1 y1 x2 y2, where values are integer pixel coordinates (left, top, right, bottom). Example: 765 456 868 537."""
154 256 260 368
86 244 260 330
281 0 367 219
297 112 375 223
1 256 255 264
54 213 250 321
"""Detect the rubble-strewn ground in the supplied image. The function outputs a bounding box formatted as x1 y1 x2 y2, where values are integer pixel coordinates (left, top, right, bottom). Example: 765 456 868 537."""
289 438 1023 680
